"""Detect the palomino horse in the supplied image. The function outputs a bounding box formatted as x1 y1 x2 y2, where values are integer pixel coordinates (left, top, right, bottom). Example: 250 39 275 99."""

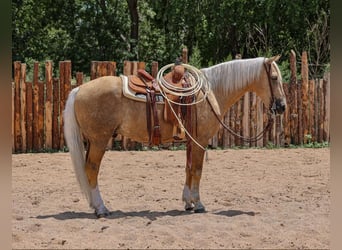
63 56 286 217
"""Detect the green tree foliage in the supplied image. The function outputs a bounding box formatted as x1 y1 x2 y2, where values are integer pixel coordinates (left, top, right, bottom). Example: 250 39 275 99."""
12 0 329 78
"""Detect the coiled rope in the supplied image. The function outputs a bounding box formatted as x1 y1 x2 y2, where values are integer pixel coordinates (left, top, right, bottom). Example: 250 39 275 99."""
156 63 211 154
156 63 210 105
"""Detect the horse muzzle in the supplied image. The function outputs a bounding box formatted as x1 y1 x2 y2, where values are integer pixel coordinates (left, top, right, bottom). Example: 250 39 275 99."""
272 99 286 115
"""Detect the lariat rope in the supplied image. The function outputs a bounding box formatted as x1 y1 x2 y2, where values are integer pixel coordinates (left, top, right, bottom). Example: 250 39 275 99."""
156 63 210 153
156 63 210 105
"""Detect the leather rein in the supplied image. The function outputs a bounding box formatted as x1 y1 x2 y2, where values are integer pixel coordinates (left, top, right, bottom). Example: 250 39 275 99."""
208 61 276 143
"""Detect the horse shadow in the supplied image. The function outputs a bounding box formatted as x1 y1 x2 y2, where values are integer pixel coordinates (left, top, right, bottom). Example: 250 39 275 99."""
36 209 193 221
35 209 258 221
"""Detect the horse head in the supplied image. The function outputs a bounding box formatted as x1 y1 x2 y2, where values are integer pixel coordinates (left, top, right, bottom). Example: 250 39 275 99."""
253 55 287 115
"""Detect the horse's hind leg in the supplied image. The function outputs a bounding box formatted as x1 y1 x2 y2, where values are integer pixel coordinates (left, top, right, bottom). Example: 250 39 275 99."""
85 141 109 217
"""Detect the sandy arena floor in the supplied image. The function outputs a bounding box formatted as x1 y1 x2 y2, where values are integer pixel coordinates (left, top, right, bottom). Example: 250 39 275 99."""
12 148 330 249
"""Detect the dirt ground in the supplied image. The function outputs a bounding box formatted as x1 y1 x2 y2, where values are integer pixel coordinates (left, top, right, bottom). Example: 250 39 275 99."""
12 148 330 249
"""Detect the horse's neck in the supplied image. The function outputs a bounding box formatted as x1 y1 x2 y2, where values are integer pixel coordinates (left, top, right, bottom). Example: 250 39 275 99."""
211 81 252 116
202 59 263 115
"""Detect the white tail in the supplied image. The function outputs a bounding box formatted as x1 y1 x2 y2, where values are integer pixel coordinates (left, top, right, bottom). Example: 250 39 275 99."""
63 87 92 204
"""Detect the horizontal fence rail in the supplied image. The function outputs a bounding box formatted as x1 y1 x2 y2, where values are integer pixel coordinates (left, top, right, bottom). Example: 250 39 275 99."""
12 50 330 153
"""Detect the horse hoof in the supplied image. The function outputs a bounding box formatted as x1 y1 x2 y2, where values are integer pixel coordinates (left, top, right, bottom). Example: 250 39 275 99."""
184 203 194 211
185 206 194 211
95 206 110 218
193 201 205 213
96 211 110 218
194 207 206 213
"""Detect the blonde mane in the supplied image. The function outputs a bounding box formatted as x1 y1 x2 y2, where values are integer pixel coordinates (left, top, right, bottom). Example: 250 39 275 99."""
201 57 265 94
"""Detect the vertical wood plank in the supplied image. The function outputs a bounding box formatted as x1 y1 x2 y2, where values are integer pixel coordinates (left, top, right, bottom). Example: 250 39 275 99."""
138 61 146 71
222 110 231 148
229 104 236 148
301 51 309 143
52 78 60 150
289 50 298 145
151 61 158 78
132 61 139 75
182 47 188 63
313 79 319 143
20 63 27 152
76 72 83 87
122 60 132 150
249 92 257 147
90 61 97 80
297 81 303 144
32 62 39 151
275 115 282 146
33 85 39 150
308 80 315 141
318 79 324 142
14 61 22 152
62 61 72 149
256 97 263 147
282 83 290 146
107 61 117 76
26 82 33 151
242 92 249 147
38 81 45 150
235 99 242 146
265 105 272 147
323 73 330 142
45 61 53 149
123 60 131 76
59 62 65 149
12 82 15 152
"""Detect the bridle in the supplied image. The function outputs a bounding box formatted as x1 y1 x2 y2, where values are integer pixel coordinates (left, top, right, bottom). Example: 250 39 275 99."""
208 60 277 143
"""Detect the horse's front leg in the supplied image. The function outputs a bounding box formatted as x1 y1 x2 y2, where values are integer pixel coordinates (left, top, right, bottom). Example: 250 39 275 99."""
182 145 206 213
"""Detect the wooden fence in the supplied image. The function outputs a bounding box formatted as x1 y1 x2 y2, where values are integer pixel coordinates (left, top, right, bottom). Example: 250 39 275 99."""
12 50 330 153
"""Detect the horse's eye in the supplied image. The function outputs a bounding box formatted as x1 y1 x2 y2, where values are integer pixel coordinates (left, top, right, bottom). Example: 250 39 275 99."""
271 75 278 80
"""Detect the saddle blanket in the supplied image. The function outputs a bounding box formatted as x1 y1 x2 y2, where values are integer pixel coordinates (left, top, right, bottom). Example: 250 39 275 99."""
120 75 164 103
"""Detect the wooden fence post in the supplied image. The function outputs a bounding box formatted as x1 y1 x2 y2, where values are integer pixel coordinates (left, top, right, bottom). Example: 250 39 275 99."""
26 82 33 151
256 96 267 147
61 61 72 149
59 61 65 149
151 61 158 78
314 79 319 142
323 72 330 141
182 47 188 63
90 61 97 80
249 92 257 147
38 80 45 150
76 72 83 87
308 79 315 141
20 63 27 152
14 61 22 152
282 83 290 146
301 51 309 143
222 110 231 148
289 50 298 145
229 103 236 148
32 62 39 151
12 82 15 152
52 78 60 150
242 92 249 147
45 61 53 149
318 79 324 142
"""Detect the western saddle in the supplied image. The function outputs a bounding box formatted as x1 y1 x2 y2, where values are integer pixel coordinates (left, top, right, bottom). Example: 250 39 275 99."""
128 63 188 145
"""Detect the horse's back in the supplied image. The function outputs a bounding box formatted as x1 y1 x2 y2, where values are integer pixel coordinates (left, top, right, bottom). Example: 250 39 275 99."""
77 76 122 98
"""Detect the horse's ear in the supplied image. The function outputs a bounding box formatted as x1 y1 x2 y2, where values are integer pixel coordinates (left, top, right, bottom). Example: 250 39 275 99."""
265 55 281 64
